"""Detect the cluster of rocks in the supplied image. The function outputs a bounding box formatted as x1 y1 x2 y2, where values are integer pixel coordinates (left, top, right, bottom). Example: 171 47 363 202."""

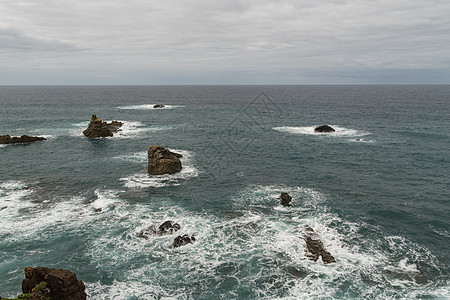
0 134 46 144
137 220 196 248
82 114 123 138
2 267 87 300
277 192 336 264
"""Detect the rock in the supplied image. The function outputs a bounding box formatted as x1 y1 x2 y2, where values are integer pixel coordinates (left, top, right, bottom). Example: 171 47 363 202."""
0 134 46 144
314 125 335 133
280 192 292 207
303 227 336 264
172 234 196 248
137 220 181 239
153 104 165 108
148 145 182 175
82 114 123 138
0 206 7 211
94 208 102 213
22 267 86 300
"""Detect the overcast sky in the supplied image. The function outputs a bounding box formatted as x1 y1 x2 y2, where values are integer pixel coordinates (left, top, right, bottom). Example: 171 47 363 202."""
1 0 449 85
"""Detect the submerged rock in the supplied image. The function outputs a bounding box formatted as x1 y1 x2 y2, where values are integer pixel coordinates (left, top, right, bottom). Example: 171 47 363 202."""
153 104 165 108
303 227 336 264
314 125 335 133
137 220 181 239
280 192 292 207
22 266 86 300
148 145 182 175
0 134 46 144
82 114 123 138
172 234 196 248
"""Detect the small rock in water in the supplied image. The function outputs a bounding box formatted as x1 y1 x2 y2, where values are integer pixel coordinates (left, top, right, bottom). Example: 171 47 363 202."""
314 125 335 133
153 104 165 108
172 234 196 248
148 145 182 175
280 192 292 207
137 220 181 239
0 206 7 211
303 226 336 264
0 134 46 144
82 114 123 138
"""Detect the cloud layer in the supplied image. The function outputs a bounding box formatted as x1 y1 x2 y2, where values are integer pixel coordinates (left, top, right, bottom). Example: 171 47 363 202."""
1 0 449 84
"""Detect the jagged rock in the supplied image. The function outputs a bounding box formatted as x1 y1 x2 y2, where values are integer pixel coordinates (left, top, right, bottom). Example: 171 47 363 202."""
280 192 292 207
153 104 165 108
303 227 336 264
22 267 86 300
314 125 335 133
0 206 7 211
0 134 46 144
82 114 123 138
172 234 196 248
148 145 182 175
137 220 181 239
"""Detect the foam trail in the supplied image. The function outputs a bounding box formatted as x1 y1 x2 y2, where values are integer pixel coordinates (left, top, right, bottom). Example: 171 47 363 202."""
273 125 371 137
117 104 185 110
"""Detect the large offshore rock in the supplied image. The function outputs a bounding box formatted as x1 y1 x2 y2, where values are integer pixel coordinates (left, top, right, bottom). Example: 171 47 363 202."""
22 266 86 300
0 134 46 144
148 145 182 175
82 114 123 138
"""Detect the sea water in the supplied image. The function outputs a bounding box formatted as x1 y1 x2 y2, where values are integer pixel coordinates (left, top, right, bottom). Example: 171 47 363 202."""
0 85 449 299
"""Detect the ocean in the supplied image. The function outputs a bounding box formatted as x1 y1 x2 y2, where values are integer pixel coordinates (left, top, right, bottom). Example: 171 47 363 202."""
0 85 449 299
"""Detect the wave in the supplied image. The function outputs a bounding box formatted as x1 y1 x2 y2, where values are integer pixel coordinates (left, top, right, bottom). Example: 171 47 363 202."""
273 125 372 138
120 149 199 188
70 121 173 139
117 104 186 110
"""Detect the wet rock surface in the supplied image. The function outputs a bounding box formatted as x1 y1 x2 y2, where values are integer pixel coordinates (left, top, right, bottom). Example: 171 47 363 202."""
148 145 182 175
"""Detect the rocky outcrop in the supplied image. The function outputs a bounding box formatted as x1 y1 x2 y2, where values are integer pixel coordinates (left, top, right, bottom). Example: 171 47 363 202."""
82 114 123 138
153 104 165 108
137 220 181 239
0 134 46 144
22 267 86 300
314 125 335 133
148 145 182 175
280 192 292 207
172 234 196 248
303 227 336 264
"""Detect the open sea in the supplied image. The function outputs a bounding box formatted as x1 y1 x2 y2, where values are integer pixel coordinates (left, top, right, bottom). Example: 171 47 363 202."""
0 85 449 299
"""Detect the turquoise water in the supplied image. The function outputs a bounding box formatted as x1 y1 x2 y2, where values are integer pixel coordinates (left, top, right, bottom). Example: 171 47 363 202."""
1 85 449 299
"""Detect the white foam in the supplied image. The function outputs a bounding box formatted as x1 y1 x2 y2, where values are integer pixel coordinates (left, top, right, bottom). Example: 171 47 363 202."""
0 144 7 148
90 189 122 211
120 149 199 188
113 151 147 164
273 125 372 137
117 104 185 110
0 181 34 221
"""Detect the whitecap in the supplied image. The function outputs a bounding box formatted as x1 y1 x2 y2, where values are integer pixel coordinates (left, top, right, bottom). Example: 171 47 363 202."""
117 104 185 110
120 149 199 188
273 125 372 137
0 181 34 221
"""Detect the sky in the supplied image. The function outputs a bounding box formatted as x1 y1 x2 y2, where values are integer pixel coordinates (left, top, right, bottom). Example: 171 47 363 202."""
0 0 449 85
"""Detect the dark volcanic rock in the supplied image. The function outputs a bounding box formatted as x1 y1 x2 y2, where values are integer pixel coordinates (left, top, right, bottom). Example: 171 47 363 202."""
314 125 335 133
280 192 292 207
153 104 165 108
137 220 181 239
0 134 46 144
0 206 7 211
303 227 336 264
172 234 196 248
82 114 123 138
148 145 182 175
22 266 86 300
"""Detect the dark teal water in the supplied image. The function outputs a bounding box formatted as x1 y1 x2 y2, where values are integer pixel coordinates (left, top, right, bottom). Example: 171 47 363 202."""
1 86 449 299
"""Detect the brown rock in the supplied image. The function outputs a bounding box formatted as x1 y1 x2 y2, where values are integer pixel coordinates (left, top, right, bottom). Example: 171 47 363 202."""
153 104 165 108
280 192 292 207
82 114 123 138
314 125 335 133
22 267 86 300
303 227 336 264
148 145 182 175
0 134 46 144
